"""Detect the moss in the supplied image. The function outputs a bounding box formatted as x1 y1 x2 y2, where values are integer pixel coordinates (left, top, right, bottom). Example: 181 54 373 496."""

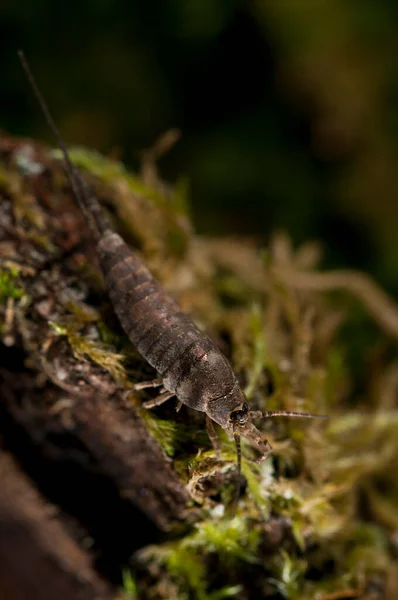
170 175 190 217
324 345 349 407
166 544 207 598
63 299 100 324
97 320 124 347
268 550 307 599
51 145 186 214
0 268 25 302
24 230 56 252
140 516 260 599
49 321 127 383
244 303 267 400
121 569 138 599
138 409 184 458
51 146 191 258
365 484 398 529
191 516 261 564
240 459 272 512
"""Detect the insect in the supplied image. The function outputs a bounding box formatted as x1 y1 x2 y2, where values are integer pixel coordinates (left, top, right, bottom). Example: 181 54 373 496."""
19 51 326 496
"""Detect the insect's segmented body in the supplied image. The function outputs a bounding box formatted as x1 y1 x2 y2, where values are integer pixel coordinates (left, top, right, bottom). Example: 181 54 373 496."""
98 231 243 428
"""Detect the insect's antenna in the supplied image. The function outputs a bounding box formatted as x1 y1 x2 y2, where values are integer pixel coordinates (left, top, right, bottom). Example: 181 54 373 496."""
18 50 108 239
250 410 328 420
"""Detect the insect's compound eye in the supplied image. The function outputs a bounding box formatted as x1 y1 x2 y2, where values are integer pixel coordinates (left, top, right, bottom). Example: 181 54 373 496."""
230 402 249 425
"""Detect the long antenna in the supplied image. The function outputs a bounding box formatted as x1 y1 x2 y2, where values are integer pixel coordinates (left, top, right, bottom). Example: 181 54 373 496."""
18 50 105 237
249 409 328 420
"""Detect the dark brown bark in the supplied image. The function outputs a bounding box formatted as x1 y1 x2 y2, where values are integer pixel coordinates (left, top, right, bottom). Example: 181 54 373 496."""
0 370 190 531
0 449 110 600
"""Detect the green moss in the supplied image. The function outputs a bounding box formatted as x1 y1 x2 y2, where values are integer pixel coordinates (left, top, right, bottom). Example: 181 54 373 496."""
23 229 55 252
170 175 190 217
49 321 127 383
205 586 243 600
139 409 182 458
241 459 271 512
269 551 307 600
51 146 191 258
52 147 189 215
97 320 123 347
325 345 349 407
365 484 398 529
244 303 267 400
0 268 25 302
141 515 260 599
268 481 302 515
191 516 260 564
345 525 390 578
51 147 126 183
166 544 207 598
64 299 100 323
121 569 138 599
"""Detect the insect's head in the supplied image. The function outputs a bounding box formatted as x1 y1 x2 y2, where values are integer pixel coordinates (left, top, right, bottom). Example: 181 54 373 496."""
229 405 270 463
229 401 249 427
227 400 272 511
227 399 327 509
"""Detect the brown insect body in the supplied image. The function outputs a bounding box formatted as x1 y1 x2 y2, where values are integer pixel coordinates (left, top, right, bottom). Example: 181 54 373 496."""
19 50 326 490
98 230 245 430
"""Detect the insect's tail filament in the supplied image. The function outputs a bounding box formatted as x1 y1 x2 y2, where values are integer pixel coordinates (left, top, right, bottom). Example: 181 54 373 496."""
18 50 108 239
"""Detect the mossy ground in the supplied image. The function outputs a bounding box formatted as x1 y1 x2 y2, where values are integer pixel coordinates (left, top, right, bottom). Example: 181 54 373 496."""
1 136 397 599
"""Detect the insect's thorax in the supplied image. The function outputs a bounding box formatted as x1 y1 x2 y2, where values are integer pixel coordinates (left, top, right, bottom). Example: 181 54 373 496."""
206 380 247 429
163 346 234 401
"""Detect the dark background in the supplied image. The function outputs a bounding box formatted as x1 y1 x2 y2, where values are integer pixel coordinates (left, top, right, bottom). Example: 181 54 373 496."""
2 0 398 294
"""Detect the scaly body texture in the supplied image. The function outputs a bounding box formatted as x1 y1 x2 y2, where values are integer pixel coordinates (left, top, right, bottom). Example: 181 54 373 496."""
98 230 241 427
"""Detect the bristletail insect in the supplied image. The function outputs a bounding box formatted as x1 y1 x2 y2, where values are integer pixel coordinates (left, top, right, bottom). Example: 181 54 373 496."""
18 50 327 504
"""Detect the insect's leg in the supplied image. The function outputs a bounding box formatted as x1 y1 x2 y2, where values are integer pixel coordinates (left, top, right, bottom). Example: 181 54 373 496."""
206 415 221 459
142 390 175 409
176 401 183 412
134 378 163 390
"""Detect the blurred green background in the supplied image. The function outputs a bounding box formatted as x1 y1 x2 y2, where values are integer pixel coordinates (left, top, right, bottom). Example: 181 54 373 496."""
2 0 398 295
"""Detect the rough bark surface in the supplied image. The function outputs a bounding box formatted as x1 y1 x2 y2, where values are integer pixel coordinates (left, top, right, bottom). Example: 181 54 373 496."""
0 449 110 600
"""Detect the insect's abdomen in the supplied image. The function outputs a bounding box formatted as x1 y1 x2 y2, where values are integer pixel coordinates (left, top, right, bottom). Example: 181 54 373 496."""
97 232 236 410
